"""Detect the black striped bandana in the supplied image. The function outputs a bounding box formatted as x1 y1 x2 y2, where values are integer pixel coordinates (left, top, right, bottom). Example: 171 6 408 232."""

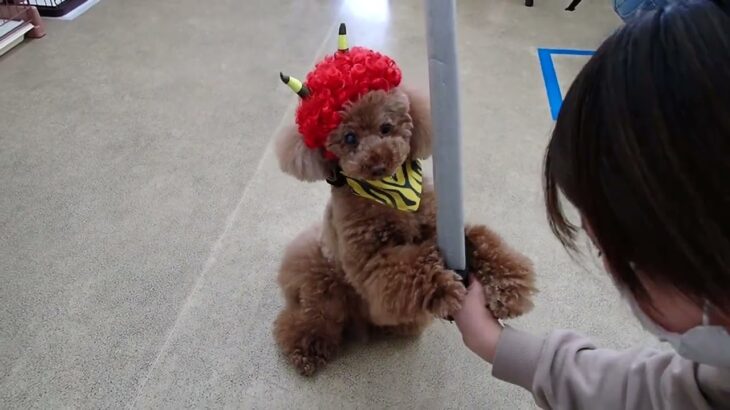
340 160 423 212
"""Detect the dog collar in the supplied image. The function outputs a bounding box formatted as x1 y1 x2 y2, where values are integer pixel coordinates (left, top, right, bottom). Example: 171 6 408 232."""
328 160 423 212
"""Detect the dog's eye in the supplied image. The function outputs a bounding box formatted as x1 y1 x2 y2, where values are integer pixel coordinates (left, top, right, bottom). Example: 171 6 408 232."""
380 123 393 135
344 132 358 145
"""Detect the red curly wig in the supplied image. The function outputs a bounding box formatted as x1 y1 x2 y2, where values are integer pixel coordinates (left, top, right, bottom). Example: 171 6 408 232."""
295 47 402 158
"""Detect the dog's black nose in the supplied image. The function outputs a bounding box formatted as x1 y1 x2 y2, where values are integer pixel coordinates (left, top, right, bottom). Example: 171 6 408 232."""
370 165 386 177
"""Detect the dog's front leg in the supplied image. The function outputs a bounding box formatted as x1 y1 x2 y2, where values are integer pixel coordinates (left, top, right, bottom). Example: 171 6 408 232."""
465 224 537 319
349 242 466 323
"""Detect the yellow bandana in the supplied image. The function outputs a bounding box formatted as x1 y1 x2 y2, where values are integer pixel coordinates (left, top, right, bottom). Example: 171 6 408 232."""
344 160 423 212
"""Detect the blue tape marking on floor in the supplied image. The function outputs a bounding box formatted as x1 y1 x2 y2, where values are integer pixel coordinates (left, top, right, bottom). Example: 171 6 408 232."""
538 49 562 121
539 48 596 56
537 48 595 120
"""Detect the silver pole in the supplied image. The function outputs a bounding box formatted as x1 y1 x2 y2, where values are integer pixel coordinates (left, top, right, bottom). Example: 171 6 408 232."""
425 0 466 275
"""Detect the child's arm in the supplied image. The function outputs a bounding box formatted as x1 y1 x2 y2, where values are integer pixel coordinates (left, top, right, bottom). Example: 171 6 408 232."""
453 280 727 409
452 277 503 361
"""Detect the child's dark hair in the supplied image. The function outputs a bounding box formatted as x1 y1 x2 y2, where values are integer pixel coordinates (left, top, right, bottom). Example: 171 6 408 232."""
544 0 730 313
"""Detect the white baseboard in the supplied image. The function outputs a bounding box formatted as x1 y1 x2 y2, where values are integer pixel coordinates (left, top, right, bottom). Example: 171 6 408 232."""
0 21 33 58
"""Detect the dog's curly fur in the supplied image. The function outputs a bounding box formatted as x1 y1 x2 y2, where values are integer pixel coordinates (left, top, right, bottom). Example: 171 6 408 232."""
273 87 536 376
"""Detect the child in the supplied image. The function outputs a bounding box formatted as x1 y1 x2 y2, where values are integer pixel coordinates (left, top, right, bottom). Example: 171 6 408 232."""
454 0 730 408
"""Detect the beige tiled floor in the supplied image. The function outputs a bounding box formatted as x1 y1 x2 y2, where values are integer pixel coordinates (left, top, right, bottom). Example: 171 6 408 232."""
0 0 657 408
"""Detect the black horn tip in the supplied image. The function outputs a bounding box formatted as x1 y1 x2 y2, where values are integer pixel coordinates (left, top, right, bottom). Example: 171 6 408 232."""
299 85 311 98
339 23 347 35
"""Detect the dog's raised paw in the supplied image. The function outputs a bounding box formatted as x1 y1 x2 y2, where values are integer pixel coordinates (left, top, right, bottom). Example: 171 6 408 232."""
427 274 466 318
483 271 536 319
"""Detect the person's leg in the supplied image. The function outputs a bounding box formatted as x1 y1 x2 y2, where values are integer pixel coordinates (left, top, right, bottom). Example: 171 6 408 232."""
614 0 669 21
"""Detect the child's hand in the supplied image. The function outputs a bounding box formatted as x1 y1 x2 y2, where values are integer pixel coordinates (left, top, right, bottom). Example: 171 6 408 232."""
453 277 504 363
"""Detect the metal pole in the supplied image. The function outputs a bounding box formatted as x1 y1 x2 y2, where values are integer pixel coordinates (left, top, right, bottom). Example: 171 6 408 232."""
425 0 467 277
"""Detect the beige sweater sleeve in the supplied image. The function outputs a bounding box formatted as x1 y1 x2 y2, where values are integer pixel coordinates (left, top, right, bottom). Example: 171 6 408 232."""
492 327 730 409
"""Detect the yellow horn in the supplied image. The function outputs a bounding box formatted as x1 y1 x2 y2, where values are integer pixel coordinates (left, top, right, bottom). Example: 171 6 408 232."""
279 72 310 98
337 23 348 52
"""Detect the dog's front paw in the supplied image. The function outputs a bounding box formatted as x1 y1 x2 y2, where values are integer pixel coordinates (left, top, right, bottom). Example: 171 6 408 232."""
465 224 537 319
427 272 466 318
482 264 536 319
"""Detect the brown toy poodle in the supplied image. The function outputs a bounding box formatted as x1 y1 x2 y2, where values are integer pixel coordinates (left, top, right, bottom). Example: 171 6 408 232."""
273 27 535 376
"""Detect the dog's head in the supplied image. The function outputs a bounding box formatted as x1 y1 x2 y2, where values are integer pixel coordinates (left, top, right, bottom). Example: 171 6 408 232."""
275 87 431 182
275 24 431 182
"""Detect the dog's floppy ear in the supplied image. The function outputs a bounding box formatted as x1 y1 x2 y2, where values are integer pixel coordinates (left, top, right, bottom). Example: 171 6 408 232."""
403 87 433 159
275 125 331 181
